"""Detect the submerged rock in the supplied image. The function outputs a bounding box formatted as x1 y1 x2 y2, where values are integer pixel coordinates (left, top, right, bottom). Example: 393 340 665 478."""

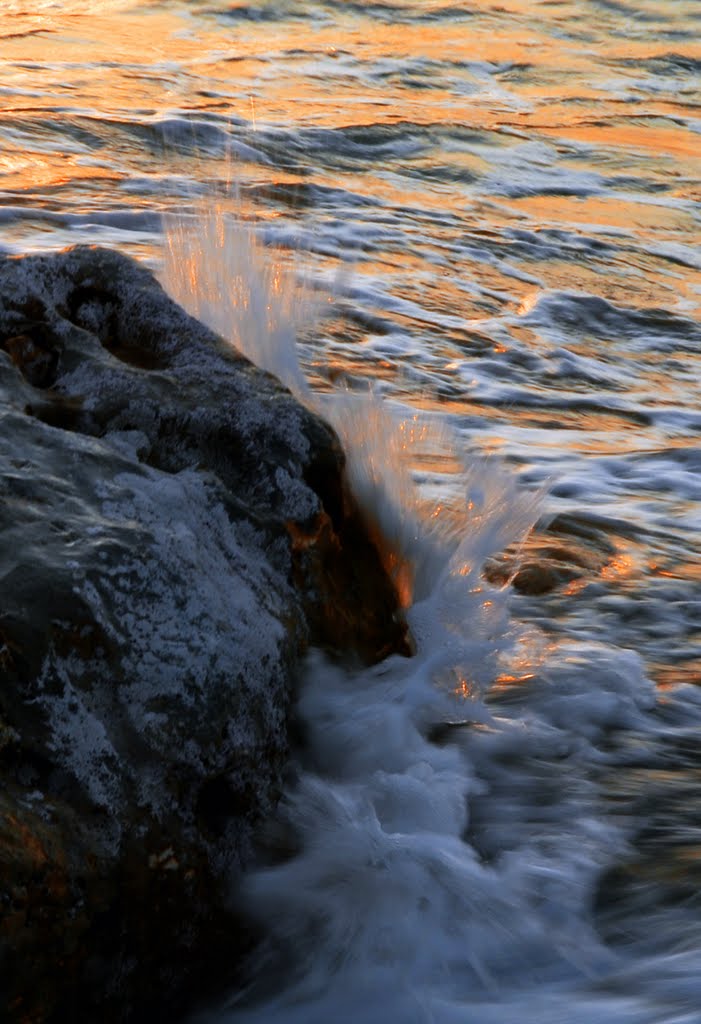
0 246 407 1022
483 511 616 596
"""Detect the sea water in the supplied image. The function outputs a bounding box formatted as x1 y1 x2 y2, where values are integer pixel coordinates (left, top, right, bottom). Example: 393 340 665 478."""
2 1 701 1021
165 208 701 1024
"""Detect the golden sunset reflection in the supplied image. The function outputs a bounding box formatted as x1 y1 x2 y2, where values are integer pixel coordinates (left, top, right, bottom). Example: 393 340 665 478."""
2 0 696 341
2 1 699 682
654 659 701 690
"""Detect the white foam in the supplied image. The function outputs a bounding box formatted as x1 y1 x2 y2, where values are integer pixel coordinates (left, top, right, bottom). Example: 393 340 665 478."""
161 203 697 1024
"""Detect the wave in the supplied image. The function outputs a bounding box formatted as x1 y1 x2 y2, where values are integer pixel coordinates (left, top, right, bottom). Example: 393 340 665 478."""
159 199 701 1024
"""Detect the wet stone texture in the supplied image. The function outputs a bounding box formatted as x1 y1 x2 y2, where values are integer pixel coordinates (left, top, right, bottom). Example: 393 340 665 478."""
0 246 407 1023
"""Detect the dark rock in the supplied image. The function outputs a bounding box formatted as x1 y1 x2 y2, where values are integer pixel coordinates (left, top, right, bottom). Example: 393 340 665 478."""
0 246 407 1022
483 511 616 596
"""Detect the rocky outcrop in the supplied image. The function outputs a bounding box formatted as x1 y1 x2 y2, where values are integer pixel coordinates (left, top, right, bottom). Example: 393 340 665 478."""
0 246 407 1022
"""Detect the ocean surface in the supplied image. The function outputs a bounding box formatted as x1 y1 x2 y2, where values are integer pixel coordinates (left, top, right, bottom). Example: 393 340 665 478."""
2 1 701 1021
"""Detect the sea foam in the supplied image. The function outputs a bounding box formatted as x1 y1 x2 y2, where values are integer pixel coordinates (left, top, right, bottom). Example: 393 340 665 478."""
161 203 678 1024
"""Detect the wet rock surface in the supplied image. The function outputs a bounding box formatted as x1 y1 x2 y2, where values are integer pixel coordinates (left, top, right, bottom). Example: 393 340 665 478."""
483 512 616 597
0 246 406 1022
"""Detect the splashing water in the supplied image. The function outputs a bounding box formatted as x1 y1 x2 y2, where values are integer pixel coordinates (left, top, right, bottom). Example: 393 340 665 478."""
163 205 698 1024
163 203 539 609
163 203 312 399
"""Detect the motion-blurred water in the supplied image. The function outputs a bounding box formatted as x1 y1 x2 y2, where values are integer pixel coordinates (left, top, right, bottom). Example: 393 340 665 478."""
2 1 701 1020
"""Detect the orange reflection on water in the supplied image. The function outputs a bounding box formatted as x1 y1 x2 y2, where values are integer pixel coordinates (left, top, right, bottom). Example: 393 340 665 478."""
491 635 549 694
454 678 473 700
0 0 698 339
654 660 701 690
601 545 641 586
539 118 700 166
0 147 121 195
650 557 701 586
491 670 536 692
508 193 696 236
